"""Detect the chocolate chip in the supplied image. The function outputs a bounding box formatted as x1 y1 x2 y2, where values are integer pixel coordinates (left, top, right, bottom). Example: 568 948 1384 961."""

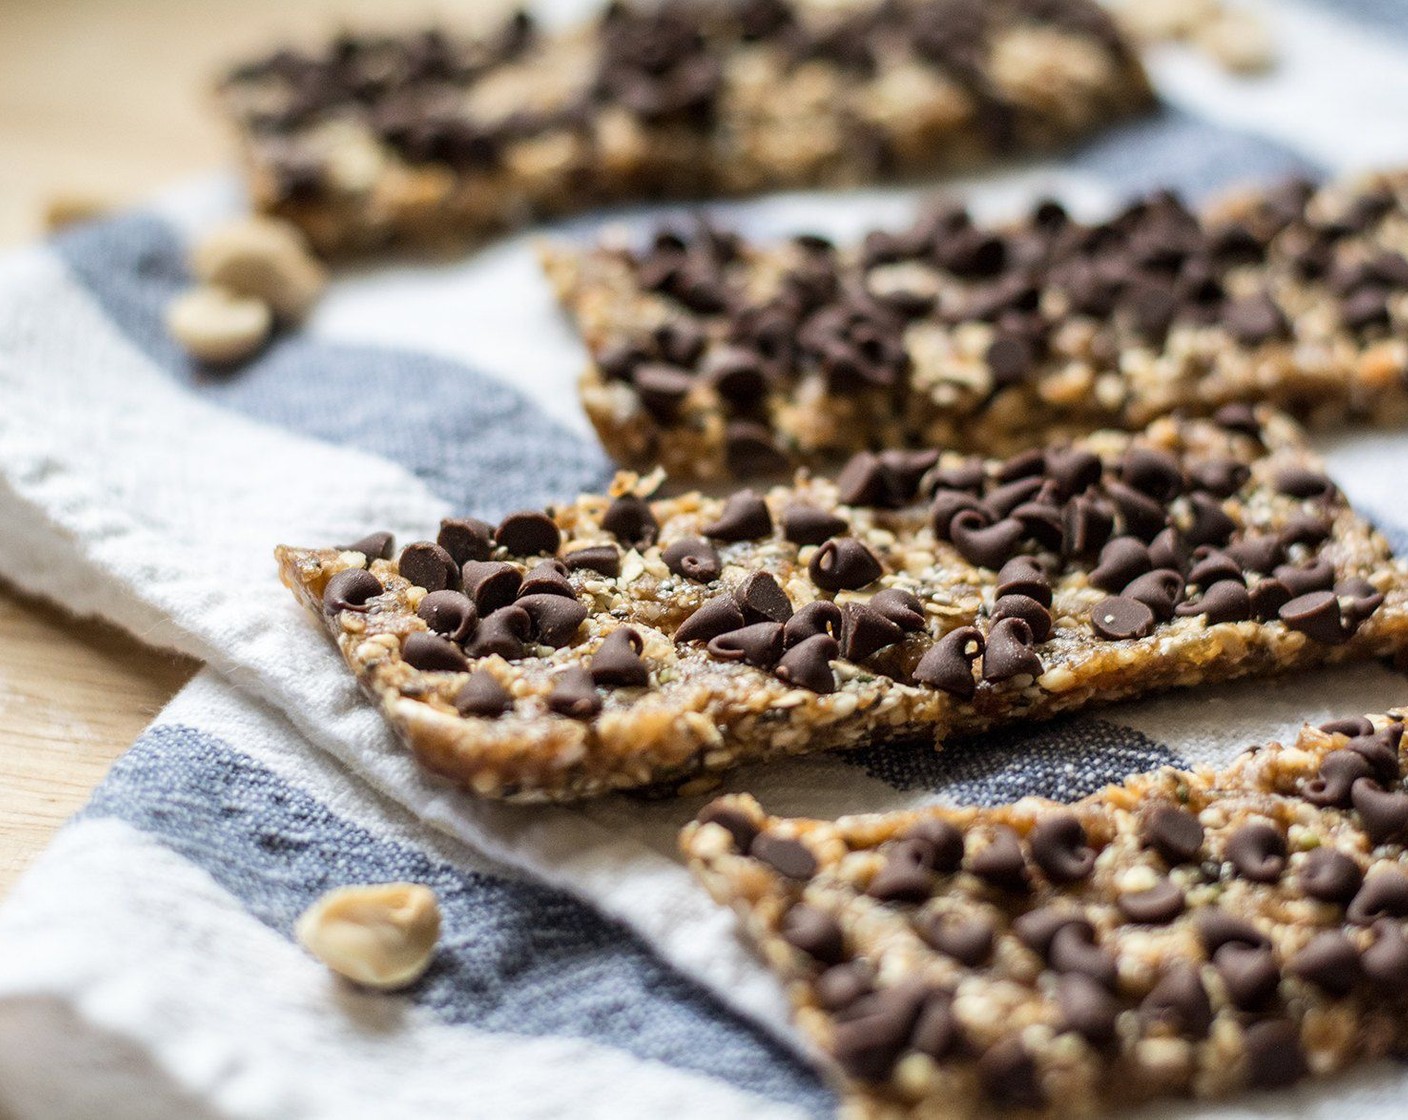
1198 911 1272 960
1029 813 1095 883
917 913 993 967
1119 879 1185 924
339 530 395 560
776 634 839 694
1225 532 1283 573
1013 908 1086 960
991 593 1052 644
460 560 523 614
516 594 588 648
996 555 1052 606
750 833 818 880
1280 514 1332 550
870 588 925 632
1147 526 1190 574
402 630 471 673
735 570 793 623
1321 716 1376 738
703 489 772 542
1351 778 1408 844
589 628 649 689
982 617 1043 682
1141 804 1204 865
437 518 494 565
547 666 601 718
784 601 845 648
1214 403 1262 438
830 985 925 1083
986 333 1034 387
1274 559 1335 597
951 512 1025 570
809 537 883 591
662 537 721 584
1275 466 1335 500
1243 1020 1307 1089
705 346 768 406
1123 569 1184 621
1141 965 1213 1038
815 962 873 1012
978 1037 1043 1111
781 503 848 546
1090 595 1156 641
911 992 961 1060
675 595 746 644
495 511 560 556
967 826 1029 891
601 494 658 549
453 670 511 718
464 605 532 660
697 799 759 852
1057 974 1120 1047
1349 870 1408 924
781 904 845 965
724 420 789 476
1120 447 1183 502
1177 580 1252 624
1047 447 1103 496
867 839 936 904
1250 578 1293 622
1215 942 1280 1010
930 490 985 541
984 474 1044 517
839 603 903 662
1347 725 1404 781
1302 750 1373 809
1226 821 1287 882
1295 848 1363 909
904 818 966 872
1090 536 1152 593
1105 481 1168 542
1050 923 1117 989
1187 550 1243 589
1188 458 1251 499
323 568 383 614
399 541 460 593
563 545 620 577
1184 493 1238 549
708 621 785 668
1224 293 1290 346
1287 931 1359 996
914 626 984 697
1280 590 1346 644
836 452 887 506
417 589 478 642
1362 921 1408 991
924 458 985 496
1341 286 1392 331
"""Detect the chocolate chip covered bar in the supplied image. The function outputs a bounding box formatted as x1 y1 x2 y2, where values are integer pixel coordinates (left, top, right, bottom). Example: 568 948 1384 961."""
682 711 1408 1117
219 0 1151 254
277 409 1408 802
545 170 1408 479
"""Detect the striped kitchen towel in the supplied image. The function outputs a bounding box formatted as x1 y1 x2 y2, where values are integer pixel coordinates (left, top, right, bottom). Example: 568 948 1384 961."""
3 2 1408 1117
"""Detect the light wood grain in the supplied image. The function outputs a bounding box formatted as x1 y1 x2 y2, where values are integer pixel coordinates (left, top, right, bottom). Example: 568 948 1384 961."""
0 0 501 897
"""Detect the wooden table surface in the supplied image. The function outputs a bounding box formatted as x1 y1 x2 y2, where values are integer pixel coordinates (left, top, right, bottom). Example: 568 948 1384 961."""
0 0 501 897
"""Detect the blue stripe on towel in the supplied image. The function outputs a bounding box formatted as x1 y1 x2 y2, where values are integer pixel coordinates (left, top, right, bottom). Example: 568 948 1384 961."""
82 724 834 1116
1315 0 1408 40
51 215 611 519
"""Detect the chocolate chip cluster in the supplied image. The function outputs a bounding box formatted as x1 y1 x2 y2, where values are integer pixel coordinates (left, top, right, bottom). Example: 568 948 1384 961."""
690 716 1408 1112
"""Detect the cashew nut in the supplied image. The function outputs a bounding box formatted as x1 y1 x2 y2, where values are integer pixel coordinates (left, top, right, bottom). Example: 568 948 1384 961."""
191 215 327 323
165 285 273 365
295 882 441 991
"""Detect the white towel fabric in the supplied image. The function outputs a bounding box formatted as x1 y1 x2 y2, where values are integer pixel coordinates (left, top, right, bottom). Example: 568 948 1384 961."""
3 2 1408 1117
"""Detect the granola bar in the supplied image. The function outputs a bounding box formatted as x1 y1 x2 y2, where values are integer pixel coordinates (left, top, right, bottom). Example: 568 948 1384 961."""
545 169 1408 479
681 710 1408 1117
219 0 1151 254
277 410 1408 802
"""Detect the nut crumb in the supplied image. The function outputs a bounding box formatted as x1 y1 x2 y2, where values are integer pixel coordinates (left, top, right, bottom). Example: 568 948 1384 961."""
165 285 272 366
295 882 441 991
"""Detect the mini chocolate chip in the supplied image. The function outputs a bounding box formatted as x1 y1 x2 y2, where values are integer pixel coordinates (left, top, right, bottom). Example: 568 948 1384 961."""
708 621 785 667
461 560 523 614
1274 559 1336 597
1091 595 1156 641
840 602 904 662
1013 908 1088 959
401 631 471 673
996 556 1052 606
924 458 985 495
697 799 759 852
1121 447 1183 501
1287 931 1359 996
1141 804 1204 865
835 452 887 506
1123 569 1184 621
1184 493 1238 549
1351 778 1408 843
547 666 601 718
1244 1020 1307 1089
776 634 839 694
563 545 620 577
1057 974 1120 1047
1348 725 1404 781
735 570 794 623
1176 580 1252 624
904 818 966 872
930 490 985 541
1050 924 1118 989
1341 286 1392 331
399 541 460 593
323 568 383 614
991 593 1052 643
1321 716 1376 738
1188 458 1251 499
724 420 789 476
781 904 845 964
1280 514 1332 551
918 913 993 966
1214 403 1262 437
1280 590 1347 644
1029 813 1095 883
986 332 1034 387
1348 870 1408 924
339 530 395 560
870 588 926 632
750 833 818 880
633 363 694 422
785 601 845 648
601 494 658 548
910 992 961 1060
815 962 874 1011
1011 499 1064 550
1198 910 1271 957
1062 495 1116 561
978 1037 1044 1111
516 594 588 648
997 449 1048 484
810 537 883 591
1047 447 1103 495
1187 550 1244 589
662 537 722 584
914 626 984 697
705 346 767 406
675 595 746 643
1250 578 1293 622
590 628 648 688
1275 466 1336 500
1297 847 1364 906
984 475 1044 518
703 489 772 541
417 589 478 642
1224 293 1290 345
1141 965 1213 1038
1302 750 1373 809
968 826 1029 891
867 839 935 904
1119 879 1185 924
464 605 532 660
1214 942 1280 1010
830 985 925 1083
1226 822 1288 883
1148 526 1190 573
454 670 511 718
782 502 848 546
982 617 1043 682
437 517 494 565
1090 536 1152 593
1362 921 1408 991
950 512 1025 570
1105 481 1167 542
514 558 573 601
495 511 560 556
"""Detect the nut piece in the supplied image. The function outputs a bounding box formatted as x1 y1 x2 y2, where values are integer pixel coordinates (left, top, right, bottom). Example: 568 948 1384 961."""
191 215 327 323
165 285 273 365
295 882 441 990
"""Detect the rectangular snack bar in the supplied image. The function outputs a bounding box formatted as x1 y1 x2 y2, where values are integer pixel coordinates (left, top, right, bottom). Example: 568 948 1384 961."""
219 0 1151 253
681 710 1408 1118
277 410 1408 802
544 169 1408 480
